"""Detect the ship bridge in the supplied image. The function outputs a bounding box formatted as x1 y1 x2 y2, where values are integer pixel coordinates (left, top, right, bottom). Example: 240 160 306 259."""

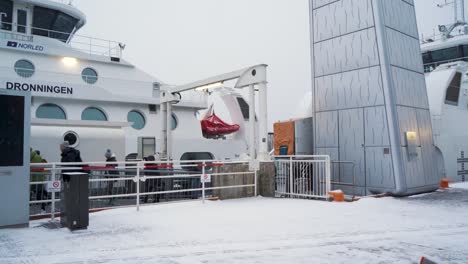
0 0 123 59
0 0 86 43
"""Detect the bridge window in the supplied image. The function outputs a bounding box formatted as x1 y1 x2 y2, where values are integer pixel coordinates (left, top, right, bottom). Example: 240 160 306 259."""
36 103 66 120
82 107 107 121
128 110 145 130
0 0 13 31
32 6 78 42
431 47 459 63
445 72 462 106
14 60 35 78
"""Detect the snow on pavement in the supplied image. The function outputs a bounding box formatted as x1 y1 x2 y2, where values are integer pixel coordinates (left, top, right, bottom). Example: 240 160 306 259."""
1 183 468 264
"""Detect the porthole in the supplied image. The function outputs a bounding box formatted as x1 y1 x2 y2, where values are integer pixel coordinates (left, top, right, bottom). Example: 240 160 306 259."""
82 67 98 84
63 131 79 147
127 110 146 130
14 60 35 78
36 103 66 120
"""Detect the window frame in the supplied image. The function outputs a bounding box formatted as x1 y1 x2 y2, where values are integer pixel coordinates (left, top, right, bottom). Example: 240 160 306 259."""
127 110 146 130
36 103 67 120
445 72 462 106
81 67 99 85
81 106 108 121
14 59 35 78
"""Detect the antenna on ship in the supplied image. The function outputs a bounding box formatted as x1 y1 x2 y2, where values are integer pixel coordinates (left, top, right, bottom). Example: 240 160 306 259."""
436 0 467 39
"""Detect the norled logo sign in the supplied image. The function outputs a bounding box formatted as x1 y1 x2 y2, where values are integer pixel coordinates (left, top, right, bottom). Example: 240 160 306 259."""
6 82 73 95
7 41 44 52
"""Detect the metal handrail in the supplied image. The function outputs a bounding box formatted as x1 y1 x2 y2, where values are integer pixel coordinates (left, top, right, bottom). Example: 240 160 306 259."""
29 159 257 219
0 21 124 58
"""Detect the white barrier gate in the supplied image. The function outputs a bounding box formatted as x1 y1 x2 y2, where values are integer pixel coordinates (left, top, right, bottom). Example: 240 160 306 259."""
29 160 256 219
274 155 331 200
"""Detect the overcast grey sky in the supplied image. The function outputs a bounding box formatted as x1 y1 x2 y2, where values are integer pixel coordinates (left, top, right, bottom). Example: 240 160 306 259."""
72 0 458 128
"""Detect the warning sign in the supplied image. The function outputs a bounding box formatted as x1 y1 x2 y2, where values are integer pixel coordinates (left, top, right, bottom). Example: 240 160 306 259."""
201 174 211 183
47 181 61 192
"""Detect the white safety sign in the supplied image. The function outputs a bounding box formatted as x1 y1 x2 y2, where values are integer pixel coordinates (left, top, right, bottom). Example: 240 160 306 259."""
47 180 61 192
201 174 211 183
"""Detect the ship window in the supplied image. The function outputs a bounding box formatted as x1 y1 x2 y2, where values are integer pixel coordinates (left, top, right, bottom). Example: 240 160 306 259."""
16 9 27 33
36 103 66 120
236 97 250 119
431 47 459 64
63 131 79 147
82 107 107 121
422 52 432 64
172 113 178 130
14 60 35 78
32 6 78 42
82 68 98 84
0 0 13 31
445 72 462 106
128 110 145 130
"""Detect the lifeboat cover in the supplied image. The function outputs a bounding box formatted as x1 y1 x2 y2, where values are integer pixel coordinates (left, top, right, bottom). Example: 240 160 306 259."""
201 113 240 137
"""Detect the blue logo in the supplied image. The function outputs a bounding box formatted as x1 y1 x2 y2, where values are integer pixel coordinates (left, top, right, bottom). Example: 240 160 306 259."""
7 41 18 47
6 41 44 51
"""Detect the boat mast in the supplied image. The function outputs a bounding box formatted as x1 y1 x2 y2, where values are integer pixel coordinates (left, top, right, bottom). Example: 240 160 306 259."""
438 0 467 39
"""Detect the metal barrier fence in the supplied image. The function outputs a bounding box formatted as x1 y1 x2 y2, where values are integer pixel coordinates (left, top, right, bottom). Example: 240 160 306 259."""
29 160 256 219
274 155 331 200
330 161 356 199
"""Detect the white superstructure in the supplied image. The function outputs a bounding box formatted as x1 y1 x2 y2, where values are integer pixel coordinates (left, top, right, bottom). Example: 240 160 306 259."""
0 0 251 162
420 0 468 181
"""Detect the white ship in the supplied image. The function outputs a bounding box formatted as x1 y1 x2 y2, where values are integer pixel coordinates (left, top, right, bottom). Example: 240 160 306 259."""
0 0 253 162
420 0 468 182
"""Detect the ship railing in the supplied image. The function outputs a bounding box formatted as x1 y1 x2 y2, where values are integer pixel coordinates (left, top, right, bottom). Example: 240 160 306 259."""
0 21 123 58
29 159 257 219
423 57 468 73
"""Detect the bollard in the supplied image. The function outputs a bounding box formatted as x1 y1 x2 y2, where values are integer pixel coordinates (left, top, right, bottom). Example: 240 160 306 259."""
440 178 452 189
328 190 345 202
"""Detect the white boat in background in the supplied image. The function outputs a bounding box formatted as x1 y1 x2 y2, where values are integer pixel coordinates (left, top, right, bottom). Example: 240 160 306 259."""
420 0 468 182
0 0 254 163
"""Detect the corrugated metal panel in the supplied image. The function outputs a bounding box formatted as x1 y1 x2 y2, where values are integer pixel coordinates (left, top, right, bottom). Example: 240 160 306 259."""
381 0 418 38
313 0 374 43
315 111 338 148
401 147 425 188
295 118 314 155
315 67 385 111
397 106 420 146
314 28 380 77
366 147 395 189
339 108 365 186
392 67 429 109
365 106 390 147
416 109 439 185
386 28 423 73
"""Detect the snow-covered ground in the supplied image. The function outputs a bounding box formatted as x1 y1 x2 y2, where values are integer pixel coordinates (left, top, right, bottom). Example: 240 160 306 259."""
1 183 468 264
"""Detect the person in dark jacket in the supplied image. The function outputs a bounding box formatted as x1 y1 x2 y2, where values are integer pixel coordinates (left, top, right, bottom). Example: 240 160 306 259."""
105 149 118 204
60 141 84 181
